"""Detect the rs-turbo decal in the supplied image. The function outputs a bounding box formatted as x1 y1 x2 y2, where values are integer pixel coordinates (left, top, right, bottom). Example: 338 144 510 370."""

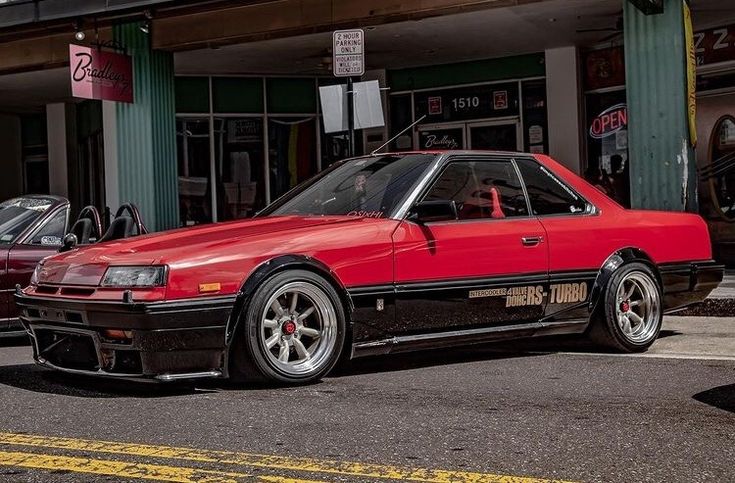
469 282 589 306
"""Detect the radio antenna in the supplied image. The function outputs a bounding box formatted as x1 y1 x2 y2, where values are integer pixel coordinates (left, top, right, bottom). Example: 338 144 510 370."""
371 115 427 155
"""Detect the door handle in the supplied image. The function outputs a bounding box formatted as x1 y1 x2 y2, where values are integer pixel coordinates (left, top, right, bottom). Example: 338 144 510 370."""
521 236 543 247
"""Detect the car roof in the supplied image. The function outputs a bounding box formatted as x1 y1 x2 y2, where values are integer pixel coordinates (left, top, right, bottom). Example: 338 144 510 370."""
360 150 537 158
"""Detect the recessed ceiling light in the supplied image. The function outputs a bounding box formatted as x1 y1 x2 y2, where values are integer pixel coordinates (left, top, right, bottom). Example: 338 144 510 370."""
549 17 557 22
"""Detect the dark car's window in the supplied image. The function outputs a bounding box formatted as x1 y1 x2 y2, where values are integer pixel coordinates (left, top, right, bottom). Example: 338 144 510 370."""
0 197 55 244
28 209 66 246
423 159 529 220
262 154 436 218
515 158 588 216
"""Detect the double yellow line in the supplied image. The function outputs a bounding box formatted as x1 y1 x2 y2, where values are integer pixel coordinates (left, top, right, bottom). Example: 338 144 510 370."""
0 432 573 483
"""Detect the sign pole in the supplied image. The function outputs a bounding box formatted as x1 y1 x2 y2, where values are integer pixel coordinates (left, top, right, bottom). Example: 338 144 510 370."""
347 76 355 158
332 28 365 158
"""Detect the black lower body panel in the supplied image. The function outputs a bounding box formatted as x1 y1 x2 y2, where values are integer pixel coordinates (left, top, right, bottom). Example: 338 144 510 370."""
16 294 233 380
660 261 724 313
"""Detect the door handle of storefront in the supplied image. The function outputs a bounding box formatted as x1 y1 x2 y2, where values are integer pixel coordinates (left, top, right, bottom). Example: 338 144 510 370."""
521 236 543 247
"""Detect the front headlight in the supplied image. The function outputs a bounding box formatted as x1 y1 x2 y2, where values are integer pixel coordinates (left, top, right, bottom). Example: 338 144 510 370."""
101 266 167 288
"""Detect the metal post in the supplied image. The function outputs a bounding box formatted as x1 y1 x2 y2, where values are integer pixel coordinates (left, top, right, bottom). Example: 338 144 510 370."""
347 76 355 157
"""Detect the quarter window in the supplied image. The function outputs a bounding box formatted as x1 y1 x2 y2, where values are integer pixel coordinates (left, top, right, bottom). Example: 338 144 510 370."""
29 210 66 246
423 160 529 220
515 158 587 216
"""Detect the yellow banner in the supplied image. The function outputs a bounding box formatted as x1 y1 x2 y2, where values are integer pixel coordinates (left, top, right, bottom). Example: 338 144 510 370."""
684 0 697 147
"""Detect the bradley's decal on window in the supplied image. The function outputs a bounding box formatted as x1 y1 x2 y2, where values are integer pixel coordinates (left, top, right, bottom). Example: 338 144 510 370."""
469 282 589 306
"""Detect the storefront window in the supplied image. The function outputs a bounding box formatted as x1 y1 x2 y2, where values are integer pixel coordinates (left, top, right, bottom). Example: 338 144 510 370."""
176 118 212 226
708 116 735 220
214 118 265 220
584 90 630 207
389 94 413 151
268 117 317 201
522 80 548 154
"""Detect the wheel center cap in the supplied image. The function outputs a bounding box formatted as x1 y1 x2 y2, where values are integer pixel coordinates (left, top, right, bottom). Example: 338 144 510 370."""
282 321 297 335
620 301 631 312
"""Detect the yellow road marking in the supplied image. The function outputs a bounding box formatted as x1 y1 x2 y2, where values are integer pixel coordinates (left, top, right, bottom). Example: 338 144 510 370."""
0 450 320 483
0 432 572 483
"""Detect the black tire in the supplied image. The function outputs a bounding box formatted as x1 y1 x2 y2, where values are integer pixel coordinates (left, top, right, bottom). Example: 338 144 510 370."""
589 262 663 353
229 269 346 385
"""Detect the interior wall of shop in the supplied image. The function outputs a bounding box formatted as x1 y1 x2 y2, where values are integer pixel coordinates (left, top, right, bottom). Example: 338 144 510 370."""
46 103 69 197
545 46 582 173
0 114 22 199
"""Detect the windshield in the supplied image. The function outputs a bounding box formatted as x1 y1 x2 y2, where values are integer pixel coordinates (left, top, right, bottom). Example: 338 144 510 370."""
0 197 55 244
262 154 437 218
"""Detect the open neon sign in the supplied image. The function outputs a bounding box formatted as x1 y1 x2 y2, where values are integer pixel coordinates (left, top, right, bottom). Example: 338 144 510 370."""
589 103 627 139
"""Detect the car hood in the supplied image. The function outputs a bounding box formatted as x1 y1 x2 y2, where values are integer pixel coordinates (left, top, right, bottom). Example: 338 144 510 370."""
36 216 372 285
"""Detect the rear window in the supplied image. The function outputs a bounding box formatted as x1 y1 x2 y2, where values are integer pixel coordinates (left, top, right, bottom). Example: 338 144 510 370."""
515 159 588 216
0 197 55 244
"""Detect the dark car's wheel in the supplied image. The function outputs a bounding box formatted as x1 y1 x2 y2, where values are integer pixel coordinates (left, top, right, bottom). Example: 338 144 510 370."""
590 262 663 352
230 270 346 384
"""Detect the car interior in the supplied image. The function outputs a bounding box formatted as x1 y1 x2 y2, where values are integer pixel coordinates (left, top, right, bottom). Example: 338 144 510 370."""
97 203 147 242
68 206 103 245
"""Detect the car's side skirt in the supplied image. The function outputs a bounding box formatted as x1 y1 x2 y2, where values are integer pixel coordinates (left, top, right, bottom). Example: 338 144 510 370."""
351 318 589 358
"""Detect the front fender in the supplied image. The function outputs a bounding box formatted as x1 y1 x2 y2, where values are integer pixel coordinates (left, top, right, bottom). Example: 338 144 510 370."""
224 255 352 346
588 247 659 315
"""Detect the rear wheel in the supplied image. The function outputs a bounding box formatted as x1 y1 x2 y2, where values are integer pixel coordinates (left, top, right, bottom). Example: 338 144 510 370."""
589 262 662 352
230 270 346 384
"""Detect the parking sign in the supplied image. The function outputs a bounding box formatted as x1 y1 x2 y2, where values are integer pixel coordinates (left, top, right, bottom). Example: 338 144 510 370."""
333 29 364 77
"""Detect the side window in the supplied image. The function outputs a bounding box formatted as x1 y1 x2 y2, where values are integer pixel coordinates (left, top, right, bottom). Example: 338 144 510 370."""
28 210 66 246
423 160 528 220
515 158 588 216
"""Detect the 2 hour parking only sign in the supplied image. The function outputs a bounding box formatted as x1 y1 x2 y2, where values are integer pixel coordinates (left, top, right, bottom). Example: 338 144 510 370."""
333 29 364 77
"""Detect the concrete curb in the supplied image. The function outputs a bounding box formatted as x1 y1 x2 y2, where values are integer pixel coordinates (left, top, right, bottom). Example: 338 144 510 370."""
678 270 734 317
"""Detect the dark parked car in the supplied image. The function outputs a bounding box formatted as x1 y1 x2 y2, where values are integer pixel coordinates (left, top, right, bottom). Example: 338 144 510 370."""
0 196 70 337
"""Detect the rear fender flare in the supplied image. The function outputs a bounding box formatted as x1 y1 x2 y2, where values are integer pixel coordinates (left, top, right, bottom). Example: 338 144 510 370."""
224 255 353 347
588 247 661 315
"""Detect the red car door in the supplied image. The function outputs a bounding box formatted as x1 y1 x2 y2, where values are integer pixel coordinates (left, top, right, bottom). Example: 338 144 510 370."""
392 156 548 334
514 157 603 323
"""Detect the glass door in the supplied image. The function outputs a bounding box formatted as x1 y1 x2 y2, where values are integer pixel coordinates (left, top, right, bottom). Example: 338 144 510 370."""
417 123 466 150
467 120 521 151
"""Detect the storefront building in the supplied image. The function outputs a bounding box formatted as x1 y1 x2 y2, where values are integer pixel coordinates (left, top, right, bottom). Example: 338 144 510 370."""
0 0 734 260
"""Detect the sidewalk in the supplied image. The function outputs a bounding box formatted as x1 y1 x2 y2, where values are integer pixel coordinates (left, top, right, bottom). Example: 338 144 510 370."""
680 269 735 316
707 269 735 299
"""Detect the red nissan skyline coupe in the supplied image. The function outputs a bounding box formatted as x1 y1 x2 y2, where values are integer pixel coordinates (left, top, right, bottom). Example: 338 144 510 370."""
17 151 723 384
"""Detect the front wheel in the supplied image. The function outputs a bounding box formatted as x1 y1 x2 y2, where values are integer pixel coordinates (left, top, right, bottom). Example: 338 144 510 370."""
589 262 663 352
230 270 346 384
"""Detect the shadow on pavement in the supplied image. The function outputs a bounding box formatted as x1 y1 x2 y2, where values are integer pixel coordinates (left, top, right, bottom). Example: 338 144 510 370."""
693 383 735 414
0 363 213 398
0 335 30 348
0 335 621 397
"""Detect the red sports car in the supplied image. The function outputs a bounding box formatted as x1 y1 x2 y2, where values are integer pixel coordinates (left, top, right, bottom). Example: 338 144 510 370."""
17 151 723 384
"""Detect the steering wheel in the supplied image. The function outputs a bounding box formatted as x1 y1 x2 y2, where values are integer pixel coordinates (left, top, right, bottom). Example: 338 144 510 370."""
114 203 147 236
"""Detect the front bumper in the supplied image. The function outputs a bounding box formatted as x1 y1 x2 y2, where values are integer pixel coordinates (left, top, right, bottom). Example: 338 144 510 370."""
660 260 725 313
15 293 235 381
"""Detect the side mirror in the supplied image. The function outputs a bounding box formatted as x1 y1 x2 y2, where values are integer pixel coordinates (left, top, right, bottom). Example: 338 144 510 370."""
59 233 78 253
408 200 458 224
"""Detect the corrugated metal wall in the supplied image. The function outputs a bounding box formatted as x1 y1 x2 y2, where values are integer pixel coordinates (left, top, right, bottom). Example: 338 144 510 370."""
113 22 179 231
624 0 697 212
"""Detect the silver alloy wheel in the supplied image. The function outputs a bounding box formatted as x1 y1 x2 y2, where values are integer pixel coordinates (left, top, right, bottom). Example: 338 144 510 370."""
614 271 661 344
259 281 338 376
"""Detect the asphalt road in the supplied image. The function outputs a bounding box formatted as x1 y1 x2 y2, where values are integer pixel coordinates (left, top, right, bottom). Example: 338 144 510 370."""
0 317 733 483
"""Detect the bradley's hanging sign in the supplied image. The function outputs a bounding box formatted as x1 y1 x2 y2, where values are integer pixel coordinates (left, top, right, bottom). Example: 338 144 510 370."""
69 45 134 103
